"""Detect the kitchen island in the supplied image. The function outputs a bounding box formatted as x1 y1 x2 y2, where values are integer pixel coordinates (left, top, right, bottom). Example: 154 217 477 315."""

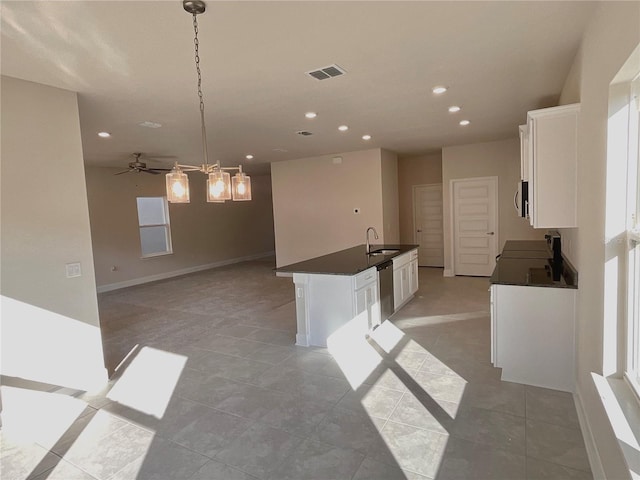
276 244 418 348
490 240 578 392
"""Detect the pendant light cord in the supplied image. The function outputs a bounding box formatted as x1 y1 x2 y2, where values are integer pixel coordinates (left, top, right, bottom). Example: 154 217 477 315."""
192 12 209 167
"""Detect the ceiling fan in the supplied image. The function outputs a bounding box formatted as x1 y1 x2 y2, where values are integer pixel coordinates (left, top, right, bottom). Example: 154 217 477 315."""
114 153 173 175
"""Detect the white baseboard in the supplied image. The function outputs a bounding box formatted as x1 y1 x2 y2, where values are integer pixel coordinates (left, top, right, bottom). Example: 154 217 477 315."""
443 269 454 277
574 385 606 480
97 251 275 293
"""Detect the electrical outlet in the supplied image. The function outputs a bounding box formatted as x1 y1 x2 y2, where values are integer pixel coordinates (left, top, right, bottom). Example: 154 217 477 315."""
65 262 81 278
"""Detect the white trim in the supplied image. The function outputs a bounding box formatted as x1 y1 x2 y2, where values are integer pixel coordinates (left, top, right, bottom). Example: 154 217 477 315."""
574 384 606 480
443 269 454 277
97 251 275 293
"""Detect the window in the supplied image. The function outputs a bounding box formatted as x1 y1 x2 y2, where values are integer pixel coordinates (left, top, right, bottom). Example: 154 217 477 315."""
625 75 640 396
136 197 172 258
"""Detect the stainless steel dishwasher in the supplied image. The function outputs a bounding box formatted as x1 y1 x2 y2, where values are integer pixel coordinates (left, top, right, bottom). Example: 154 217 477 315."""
377 260 394 322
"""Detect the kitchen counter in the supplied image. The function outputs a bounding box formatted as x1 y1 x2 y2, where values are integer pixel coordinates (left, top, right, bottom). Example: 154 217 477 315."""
490 240 577 289
279 244 419 348
491 238 578 392
275 244 419 276
502 240 549 251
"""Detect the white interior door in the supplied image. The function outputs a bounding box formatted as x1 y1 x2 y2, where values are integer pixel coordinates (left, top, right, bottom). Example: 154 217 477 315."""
452 177 498 276
413 184 444 267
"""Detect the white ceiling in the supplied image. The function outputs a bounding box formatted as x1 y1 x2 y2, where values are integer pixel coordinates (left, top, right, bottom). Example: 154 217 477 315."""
1 1 596 174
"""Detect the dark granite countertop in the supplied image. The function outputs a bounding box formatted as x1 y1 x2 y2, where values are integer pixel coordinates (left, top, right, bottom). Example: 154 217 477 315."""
502 240 549 252
275 244 419 276
491 241 577 289
500 250 551 259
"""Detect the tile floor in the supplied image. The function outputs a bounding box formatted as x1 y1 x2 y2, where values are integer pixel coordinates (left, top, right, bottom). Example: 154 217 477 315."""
1 258 593 479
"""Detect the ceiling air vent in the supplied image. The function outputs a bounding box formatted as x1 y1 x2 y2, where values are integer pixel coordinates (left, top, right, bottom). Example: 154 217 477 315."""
306 64 346 81
297 130 313 136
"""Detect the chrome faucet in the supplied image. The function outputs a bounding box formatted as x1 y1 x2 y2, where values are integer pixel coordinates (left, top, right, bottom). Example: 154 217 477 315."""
366 226 379 254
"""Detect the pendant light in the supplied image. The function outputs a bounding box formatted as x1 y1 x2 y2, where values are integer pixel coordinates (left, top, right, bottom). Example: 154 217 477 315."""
166 165 190 203
232 167 252 201
166 0 252 204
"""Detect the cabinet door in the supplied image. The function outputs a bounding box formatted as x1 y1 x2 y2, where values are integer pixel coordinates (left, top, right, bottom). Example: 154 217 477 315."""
528 104 579 228
519 125 529 181
409 259 419 295
490 285 497 365
355 282 379 331
355 285 367 317
367 282 380 328
393 267 403 309
401 264 410 301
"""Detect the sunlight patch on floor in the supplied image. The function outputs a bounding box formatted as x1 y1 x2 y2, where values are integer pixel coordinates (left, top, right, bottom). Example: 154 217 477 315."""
393 310 489 329
0 386 88 447
327 314 383 390
107 346 186 419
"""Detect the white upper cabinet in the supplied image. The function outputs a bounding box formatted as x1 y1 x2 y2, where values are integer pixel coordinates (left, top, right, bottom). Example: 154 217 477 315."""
524 103 580 229
519 124 530 182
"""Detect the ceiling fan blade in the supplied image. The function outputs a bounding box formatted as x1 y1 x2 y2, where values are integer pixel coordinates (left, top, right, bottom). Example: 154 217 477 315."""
148 168 172 172
114 169 132 175
145 155 178 160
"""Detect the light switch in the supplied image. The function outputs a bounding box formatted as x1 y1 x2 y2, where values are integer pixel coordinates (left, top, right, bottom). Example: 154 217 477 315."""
65 262 82 278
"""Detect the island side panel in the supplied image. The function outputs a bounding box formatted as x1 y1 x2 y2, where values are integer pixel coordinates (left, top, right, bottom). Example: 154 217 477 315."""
292 272 364 348
307 274 355 348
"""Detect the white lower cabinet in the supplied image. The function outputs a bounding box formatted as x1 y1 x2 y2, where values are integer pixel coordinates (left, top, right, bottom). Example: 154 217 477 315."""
293 268 379 348
490 284 576 392
291 249 418 348
393 249 419 311
355 277 379 330
409 252 419 296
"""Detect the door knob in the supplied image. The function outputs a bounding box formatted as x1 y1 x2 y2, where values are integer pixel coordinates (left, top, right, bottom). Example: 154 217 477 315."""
487 232 495 235
417 229 422 232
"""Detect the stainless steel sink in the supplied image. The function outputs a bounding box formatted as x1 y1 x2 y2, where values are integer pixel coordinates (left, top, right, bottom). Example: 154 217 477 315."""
369 249 400 256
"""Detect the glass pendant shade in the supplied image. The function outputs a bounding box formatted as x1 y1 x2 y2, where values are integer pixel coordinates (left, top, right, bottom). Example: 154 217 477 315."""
166 168 190 203
232 172 252 201
207 170 231 202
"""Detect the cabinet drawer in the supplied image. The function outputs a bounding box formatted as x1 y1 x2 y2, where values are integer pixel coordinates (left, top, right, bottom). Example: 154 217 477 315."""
354 267 377 290
393 252 410 269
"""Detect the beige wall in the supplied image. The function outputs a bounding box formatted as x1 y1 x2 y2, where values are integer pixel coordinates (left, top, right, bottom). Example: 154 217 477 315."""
1 76 106 389
557 3 640 478
381 149 400 244
272 149 393 267
442 138 545 274
398 152 443 243
85 167 275 289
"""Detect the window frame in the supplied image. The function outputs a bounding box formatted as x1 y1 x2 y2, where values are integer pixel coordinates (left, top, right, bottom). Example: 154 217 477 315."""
624 75 640 399
136 196 173 259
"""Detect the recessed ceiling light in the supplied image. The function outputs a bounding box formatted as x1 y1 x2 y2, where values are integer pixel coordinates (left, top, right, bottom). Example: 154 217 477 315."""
459 120 470 126
338 125 349 132
98 132 111 138
432 86 448 94
362 134 372 140
305 112 317 119
245 154 254 160
448 106 461 113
